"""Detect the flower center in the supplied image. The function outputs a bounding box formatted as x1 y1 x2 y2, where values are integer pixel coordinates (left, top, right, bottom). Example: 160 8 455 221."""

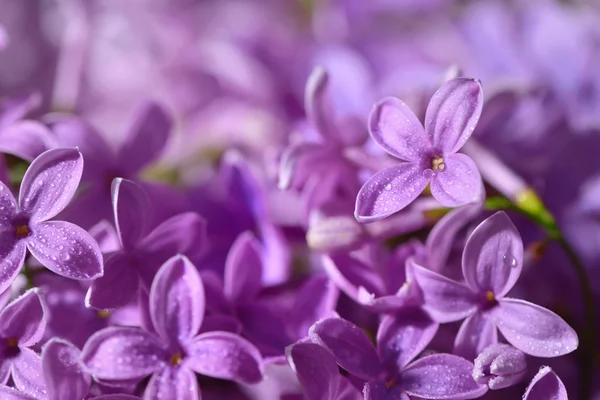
431 156 445 171
6 337 18 347
97 310 112 319
385 379 397 389
170 353 183 365
3 337 20 358
14 224 30 239
485 290 495 302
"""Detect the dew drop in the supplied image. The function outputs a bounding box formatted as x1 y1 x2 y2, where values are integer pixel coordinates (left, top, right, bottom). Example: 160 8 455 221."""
384 183 392 191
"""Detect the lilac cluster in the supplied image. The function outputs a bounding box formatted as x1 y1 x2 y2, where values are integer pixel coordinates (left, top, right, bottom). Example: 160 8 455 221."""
0 1 599 399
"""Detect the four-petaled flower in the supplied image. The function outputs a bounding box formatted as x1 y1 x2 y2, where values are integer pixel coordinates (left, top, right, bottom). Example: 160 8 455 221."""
82 255 264 400
355 78 484 222
310 312 488 400
411 211 579 360
0 147 103 293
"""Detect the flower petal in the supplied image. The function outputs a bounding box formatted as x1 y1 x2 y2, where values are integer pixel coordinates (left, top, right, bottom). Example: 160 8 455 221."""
0 92 41 130
117 102 172 175
150 255 204 345
0 121 55 162
0 289 47 347
309 317 383 381
305 67 338 142
425 204 481 272
0 239 26 294
494 298 578 357
144 366 198 400
187 331 263 384
424 78 483 154
363 382 403 400
402 353 487 399
19 148 83 222
42 338 91 400
85 252 138 310
454 312 498 361
368 97 431 162
430 153 483 207
81 326 167 380
137 212 207 286
377 309 438 372
49 116 115 180
0 385 35 400
224 232 263 304
321 254 384 302
461 211 523 297
409 260 478 323
285 342 339 400
28 221 103 280
523 366 568 400
355 163 429 223
111 178 151 250
12 348 47 399
278 142 330 190
0 181 18 226
288 275 339 340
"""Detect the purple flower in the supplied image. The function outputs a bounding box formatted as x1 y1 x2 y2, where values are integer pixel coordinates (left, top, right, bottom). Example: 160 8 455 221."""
0 147 103 293
310 312 487 399
86 178 206 310
0 289 48 398
322 241 426 313
217 232 338 357
279 67 366 215
472 343 526 390
49 102 173 229
81 255 264 400
523 366 568 400
355 78 484 222
411 211 579 359
0 337 141 399
285 341 362 400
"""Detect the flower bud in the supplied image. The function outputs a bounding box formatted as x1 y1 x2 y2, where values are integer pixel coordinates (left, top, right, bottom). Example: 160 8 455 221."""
473 343 527 390
307 215 367 252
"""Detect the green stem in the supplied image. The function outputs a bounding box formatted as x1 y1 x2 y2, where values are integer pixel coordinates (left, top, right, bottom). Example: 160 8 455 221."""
485 196 595 399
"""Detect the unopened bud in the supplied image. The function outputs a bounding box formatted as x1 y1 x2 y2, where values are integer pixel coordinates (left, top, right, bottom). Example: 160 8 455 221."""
473 343 526 390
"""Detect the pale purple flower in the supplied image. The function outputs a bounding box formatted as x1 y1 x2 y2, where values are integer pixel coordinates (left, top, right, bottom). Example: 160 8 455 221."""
355 78 484 222
85 178 206 310
81 255 264 400
285 341 362 400
472 343 526 390
0 289 48 398
279 67 366 215
411 211 579 360
310 313 488 399
523 366 568 400
0 147 103 293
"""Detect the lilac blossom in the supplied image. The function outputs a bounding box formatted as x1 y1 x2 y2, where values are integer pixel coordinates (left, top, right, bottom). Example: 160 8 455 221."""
86 178 206 310
523 366 569 400
411 212 578 359
0 289 48 398
48 102 173 228
81 255 264 400
0 147 103 293
472 343 527 390
355 78 484 222
279 67 366 214
310 313 487 399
